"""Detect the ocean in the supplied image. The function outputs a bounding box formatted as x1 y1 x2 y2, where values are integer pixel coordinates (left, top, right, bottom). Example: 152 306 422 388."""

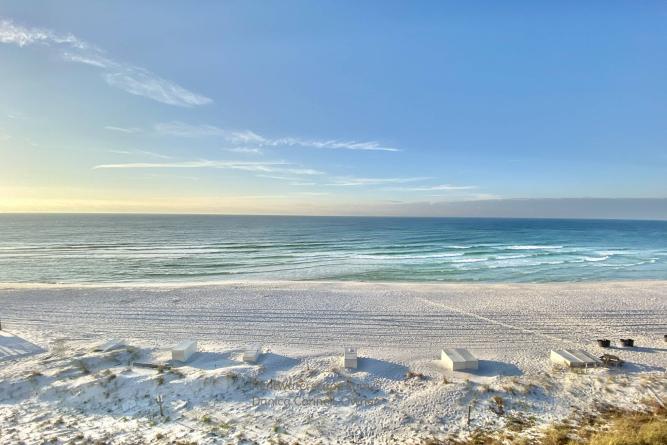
0 214 665 284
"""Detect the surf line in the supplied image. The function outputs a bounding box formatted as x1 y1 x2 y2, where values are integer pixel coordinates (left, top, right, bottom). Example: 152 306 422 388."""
415 297 575 346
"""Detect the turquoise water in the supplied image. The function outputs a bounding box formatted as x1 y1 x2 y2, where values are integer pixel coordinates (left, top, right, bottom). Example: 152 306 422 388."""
0 214 666 284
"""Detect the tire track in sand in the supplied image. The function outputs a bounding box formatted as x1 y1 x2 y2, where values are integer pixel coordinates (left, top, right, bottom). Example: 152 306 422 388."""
416 296 576 346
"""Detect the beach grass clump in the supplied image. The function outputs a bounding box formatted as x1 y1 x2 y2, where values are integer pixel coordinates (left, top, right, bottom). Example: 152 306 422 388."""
169 368 185 379
586 413 667 445
537 408 667 445
504 413 536 433
405 370 426 380
490 395 505 416
540 422 572 445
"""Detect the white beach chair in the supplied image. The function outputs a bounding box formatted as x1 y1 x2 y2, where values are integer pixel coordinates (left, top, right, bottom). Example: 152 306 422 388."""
172 340 197 362
441 348 479 371
243 344 262 363
550 349 602 368
343 347 358 369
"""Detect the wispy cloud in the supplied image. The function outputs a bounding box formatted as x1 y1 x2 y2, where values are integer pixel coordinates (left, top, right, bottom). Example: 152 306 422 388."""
256 174 320 186
154 121 398 152
104 126 142 134
226 130 400 152
385 184 477 191
92 160 324 176
297 191 330 196
154 122 226 137
327 176 430 186
145 173 200 181
6 111 26 120
268 137 399 152
0 18 211 107
104 149 172 159
224 147 263 155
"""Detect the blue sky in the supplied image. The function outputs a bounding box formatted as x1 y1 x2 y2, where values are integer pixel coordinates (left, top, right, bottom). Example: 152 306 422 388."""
1 1 666 215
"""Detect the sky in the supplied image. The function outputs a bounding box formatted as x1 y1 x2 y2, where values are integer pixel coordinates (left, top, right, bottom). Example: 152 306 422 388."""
1 1 666 217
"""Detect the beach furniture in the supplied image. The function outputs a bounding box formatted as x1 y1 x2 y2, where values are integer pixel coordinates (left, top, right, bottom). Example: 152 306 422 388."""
441 348 479 371
550 349 602 368
172 340 197 362
243 344 262 363
343 347 358 369
93 339 124 352
619 338 634 347
596 339 611 348
600 354 623 367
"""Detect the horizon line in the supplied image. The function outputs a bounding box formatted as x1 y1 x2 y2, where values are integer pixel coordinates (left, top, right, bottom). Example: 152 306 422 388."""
1 211 666 223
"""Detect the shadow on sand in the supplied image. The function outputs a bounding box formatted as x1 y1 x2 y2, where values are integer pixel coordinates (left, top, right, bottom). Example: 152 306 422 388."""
457 360 523 378
355 357 409 381
0 331 45 362
177 351 239 370
615 362 665 374
607 345 667 354
257 352 300 378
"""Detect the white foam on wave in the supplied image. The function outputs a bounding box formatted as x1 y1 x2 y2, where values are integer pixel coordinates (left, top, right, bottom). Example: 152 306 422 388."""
507 245 564 250
596 250 631 256
487 258 566 269
451 258 488 263
583 256 609 262
353 252 465 260
596 258 658 268
494 254 533 260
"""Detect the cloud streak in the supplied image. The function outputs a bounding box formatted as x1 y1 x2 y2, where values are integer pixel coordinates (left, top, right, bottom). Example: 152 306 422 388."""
104 149 172 159
327 177 430 186
92 160 324 176
154 122 398 152
385 184 477 191
104 126 142 134
224 147 263 155
0 18 211 107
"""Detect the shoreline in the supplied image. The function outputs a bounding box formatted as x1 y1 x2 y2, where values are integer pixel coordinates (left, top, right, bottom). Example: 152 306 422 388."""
1 278 666 289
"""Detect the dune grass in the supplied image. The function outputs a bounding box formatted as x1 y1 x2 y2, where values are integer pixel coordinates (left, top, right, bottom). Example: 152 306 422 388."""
585 412 667 445
436 405 667 445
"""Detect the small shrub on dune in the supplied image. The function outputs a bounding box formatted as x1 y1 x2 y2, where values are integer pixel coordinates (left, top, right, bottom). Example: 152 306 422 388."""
540 423 572 445
490 396 505 416
405 370 426 380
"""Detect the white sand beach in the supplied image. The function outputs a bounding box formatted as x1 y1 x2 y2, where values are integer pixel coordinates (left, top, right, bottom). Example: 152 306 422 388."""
0 281 665 444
